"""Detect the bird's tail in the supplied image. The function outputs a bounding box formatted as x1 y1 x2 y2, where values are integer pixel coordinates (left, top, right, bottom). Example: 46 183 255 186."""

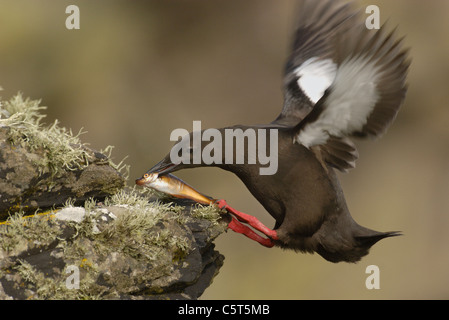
354 230 402 248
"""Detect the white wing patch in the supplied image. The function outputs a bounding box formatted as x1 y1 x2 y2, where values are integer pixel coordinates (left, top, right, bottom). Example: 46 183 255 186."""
295 55 383 148
294 57 337 104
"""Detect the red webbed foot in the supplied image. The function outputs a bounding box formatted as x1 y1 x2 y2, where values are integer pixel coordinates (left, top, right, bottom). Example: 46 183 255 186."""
228 217 275 248
215 199 279 247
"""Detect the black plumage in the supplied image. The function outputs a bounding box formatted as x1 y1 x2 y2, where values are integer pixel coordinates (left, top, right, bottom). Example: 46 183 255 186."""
138 0 410 263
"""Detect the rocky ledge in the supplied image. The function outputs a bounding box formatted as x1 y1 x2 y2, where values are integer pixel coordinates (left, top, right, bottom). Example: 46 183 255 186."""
0 93 228 299
0 194 228 300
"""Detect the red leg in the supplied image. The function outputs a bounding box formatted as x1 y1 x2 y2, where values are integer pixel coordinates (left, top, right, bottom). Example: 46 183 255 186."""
216 199 279 241
228 216 274 248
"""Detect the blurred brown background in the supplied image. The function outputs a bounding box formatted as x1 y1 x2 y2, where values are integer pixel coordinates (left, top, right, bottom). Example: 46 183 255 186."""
0 0 448 299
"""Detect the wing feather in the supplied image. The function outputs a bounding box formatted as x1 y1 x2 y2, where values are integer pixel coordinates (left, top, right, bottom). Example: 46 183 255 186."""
274 0 360 126
289 1 410 171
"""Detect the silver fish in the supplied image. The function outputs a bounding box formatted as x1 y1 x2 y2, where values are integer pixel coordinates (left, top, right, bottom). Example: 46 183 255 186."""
136 172 215 205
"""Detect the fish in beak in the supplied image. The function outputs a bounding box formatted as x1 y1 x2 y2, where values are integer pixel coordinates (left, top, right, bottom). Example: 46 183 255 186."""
135 172 215 205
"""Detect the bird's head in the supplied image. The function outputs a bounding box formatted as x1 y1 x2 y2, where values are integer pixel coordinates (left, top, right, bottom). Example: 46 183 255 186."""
138 129 224 179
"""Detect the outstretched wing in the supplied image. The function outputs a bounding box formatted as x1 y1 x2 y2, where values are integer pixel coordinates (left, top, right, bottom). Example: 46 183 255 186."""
290 1 410 172
274 0 360 126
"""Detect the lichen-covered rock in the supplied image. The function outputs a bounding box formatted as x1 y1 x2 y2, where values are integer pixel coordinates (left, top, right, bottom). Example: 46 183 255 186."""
0 94 126 218
0 131 125 218
0 190 229 300
0 92 228 299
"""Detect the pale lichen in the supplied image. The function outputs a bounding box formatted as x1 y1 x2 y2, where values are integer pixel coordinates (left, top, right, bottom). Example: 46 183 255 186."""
191 204 223 226
0 92 129 179
13 258 106 300
0 93 89 176
0 210 60 253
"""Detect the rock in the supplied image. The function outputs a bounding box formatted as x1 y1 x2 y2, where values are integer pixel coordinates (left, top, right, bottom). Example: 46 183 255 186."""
0 192 229 300
0 126 125 219
53 207 87 223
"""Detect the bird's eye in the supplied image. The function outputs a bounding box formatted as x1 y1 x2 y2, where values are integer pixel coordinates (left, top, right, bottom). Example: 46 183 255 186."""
144 173 149 178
